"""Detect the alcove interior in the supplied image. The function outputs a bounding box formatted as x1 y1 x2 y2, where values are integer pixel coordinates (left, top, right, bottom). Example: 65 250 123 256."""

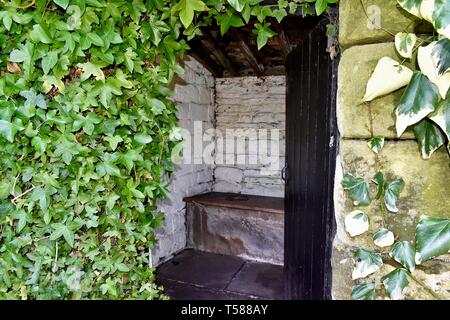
153 15 324 300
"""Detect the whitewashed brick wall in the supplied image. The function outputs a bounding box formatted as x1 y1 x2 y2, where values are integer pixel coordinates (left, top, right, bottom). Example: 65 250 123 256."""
152 57 215 266
213 76 286 197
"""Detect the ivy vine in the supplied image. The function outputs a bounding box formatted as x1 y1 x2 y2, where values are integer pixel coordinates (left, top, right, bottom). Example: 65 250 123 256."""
344 0 450 300
362 0 450 159
0 0 335 299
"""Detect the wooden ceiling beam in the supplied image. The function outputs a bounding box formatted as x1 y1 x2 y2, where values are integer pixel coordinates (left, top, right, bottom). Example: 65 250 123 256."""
230 29 265 76
200 33 238 76
188 41 224 77
272 23 292 59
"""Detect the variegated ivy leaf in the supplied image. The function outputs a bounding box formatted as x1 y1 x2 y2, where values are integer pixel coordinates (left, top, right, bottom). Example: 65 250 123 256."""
415 216 450 265
351 283 375 300
372 172 404 213
420 0 450 39
413 119 446 159
431 38 450 76
373 228 395 247
363 57 413 102
341 174 371 206
384 177 405 213
395 33 417 59
372 171 386 200
395 71 440 137
352 249 383 280
382 268 410 300
418 42 450 99
429 91 450 144
390 241 416 271
367 136 385 154
345 210 370 237
397 0 423 19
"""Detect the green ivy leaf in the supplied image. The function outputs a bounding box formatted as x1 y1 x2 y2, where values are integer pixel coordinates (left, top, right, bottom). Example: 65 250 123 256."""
9 42 35 80
351 283 375 300
149 98 166 114
30 24 53 44
105 135 123 151
272 9 287 23
50 223 75 247
382 268 410 300
32 136 50 155
53 0 70 9
390 241 416 271
120 149 144 172
175 0 208 28
20 89 47 111
31 186 58 212
415 217 450 265
253 22 277 51
134 132 153 145
395 72 440 137
42 51 59 75
341 173 371 206
97 153 122 177
352 249 383 280
54 136 80 164
0 118 24 143
227 0 246 12
217 11 244 35
367 136 384 154
72 112 102 135
412 119 446 159
242 5 252 24
315 0 331 16
77 62 105 82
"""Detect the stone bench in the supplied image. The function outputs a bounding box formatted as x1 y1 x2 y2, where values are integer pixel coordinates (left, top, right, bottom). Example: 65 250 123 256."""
184 192 284 265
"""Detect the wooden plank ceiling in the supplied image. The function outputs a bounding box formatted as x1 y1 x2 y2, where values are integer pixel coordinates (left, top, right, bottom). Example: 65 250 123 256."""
188 15 322 77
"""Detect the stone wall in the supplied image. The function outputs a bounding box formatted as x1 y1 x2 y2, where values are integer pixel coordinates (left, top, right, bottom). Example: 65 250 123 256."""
334 0 450 299
152 57 215 266
214 76 286 197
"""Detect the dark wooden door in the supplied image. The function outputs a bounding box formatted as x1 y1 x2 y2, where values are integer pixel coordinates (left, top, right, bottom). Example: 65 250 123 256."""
284 20 338 300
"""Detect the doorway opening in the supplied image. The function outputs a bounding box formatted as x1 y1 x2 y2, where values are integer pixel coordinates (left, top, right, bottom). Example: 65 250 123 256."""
153 13 338 300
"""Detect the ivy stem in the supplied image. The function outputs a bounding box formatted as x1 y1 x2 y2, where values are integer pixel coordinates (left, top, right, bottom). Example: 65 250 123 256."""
407 271 443 300
379 200 386 228
11 185 35 203
358 0 396 37
10 0 35 9
399 36 434 66
12 174 20 198
52 241 59 273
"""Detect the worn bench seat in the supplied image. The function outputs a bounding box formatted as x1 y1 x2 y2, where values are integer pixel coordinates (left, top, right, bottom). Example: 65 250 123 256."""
184 192 284 265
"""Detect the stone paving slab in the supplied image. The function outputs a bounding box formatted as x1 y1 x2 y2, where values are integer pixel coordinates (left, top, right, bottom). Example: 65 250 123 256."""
156 249 283 300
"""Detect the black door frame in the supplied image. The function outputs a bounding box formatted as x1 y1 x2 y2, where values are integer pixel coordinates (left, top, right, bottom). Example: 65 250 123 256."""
284 16 339 300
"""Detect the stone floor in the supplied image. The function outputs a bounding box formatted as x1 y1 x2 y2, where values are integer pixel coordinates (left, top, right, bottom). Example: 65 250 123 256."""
156 249 284 300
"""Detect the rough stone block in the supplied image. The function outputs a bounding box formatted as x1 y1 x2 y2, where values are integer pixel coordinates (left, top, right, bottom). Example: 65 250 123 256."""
339 0 430 49
187 204 284 265
338 42 417 139
333 139 450 299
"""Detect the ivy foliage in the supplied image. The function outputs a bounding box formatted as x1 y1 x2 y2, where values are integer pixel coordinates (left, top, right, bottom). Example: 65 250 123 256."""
0 0 334 299
342 169 450 300
363 0 450 159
